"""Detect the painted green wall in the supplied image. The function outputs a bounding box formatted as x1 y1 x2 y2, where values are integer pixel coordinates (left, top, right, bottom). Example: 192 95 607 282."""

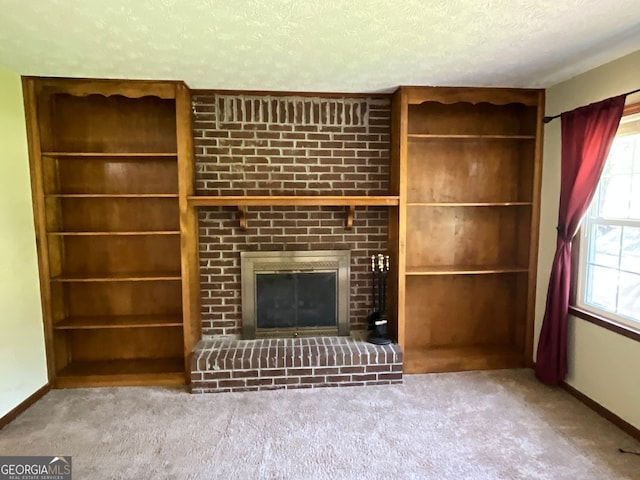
0 64 48 418
536 50 640 429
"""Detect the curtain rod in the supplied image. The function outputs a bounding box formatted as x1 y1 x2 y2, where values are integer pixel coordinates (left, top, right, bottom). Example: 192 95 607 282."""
542 86 640 124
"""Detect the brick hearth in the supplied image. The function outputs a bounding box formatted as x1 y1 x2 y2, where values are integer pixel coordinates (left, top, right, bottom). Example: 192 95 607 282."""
190 336 402 393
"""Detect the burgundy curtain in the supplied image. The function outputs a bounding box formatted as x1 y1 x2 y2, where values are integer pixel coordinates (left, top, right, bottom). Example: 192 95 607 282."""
535 95 626 385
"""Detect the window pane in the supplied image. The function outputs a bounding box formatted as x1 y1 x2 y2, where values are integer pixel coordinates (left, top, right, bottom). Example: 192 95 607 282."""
620 226 640 274
630 174 640 219
588 224 621 268
604 138 633 175
634 135 640 173
585 264 618 311
617 271 640 320
587 186 601 218
598 175 631 218
579 110 640 327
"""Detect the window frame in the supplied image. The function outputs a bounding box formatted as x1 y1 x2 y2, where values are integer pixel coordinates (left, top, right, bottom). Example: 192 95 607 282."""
569 102 640 342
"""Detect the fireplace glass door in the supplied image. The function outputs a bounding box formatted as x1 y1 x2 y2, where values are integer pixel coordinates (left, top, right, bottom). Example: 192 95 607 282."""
255 271 337 334
241 250 350 339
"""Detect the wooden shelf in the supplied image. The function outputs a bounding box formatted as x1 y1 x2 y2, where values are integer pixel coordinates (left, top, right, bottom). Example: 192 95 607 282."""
188 195 400 207
403 345 524 374
46 193 178 198
54 315 183 330
50 272 182 282
407 134 535 140
407 202 532 207
41 151 177 158
189 196 399 229
55 358 185 388
48 231 180 236
406 266 528 275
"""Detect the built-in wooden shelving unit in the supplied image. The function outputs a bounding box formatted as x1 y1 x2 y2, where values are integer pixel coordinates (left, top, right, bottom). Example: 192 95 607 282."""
22 78 545 388
390 86 544 374
23 77 200 388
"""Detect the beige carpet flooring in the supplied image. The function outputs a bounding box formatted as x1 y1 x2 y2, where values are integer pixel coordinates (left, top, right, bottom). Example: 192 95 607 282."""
1 369 638 479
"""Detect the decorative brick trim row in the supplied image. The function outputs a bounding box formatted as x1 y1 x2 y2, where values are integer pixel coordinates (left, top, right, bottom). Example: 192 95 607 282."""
191 336 403 393
198 94 370 128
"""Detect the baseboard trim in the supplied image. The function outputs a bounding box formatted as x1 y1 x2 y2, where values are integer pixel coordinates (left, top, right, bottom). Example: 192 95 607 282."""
561 381 640 441
0 383 50 431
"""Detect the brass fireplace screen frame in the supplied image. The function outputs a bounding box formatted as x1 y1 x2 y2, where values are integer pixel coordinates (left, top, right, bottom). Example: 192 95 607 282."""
240 250 351 339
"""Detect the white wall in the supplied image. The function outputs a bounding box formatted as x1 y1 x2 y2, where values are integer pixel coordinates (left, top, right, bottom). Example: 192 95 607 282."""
0 64 48 418
536 50 640 430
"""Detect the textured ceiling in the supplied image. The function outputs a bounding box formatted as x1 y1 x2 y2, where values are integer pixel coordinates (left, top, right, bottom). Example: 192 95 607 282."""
1 0 640 92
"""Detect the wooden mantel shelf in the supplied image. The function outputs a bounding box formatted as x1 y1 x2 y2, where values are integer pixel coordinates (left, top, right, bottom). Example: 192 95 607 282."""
187 195 399 229
187 195 400 207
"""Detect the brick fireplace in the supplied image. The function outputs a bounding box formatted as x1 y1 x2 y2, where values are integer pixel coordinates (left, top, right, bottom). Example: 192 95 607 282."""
189 92 402 393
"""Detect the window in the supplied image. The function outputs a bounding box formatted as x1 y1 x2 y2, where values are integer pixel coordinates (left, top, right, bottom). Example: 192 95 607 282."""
576 108 640 332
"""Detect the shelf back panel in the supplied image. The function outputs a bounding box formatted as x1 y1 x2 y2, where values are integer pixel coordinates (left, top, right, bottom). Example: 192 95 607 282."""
67 327 183 362
53 235 181 276
64 281 183 317
404 273 527 349
47 197 179 232
407 102 537 136
406 140 535 203
43 157 178 195
405 205 531 269
42 94 177 153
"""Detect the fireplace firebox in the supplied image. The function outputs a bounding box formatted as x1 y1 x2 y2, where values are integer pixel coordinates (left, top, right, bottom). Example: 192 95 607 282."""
241 250 350 339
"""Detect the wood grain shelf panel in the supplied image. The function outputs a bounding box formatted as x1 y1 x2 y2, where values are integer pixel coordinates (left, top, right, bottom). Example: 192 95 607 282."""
402 86 541 107
54 315 183 330
29 78 180 100
403 345 524 374
188 195 400 207
405 138 535 204
48 231 180 236
55 358 185 388
41 151 177 157
42 154 179 196
47 197 179 232
405 265 528 275
46 193 179 198
407 202 532 207
405 206 531 269
50 272 182 282
407 134 535 140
